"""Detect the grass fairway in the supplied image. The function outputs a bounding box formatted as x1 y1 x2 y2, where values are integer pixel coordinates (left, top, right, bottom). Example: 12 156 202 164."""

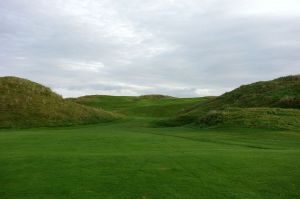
0 120 299 199
69 95 209 118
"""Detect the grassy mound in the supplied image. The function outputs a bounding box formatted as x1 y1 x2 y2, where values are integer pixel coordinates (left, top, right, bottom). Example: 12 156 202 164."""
185 75 300 115
218 75 300 108
162 75 300 130
0 76 117 128
69 95 210 118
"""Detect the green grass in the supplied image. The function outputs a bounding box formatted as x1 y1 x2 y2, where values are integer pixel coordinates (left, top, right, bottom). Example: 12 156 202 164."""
166 75 300 129
0 77 118 128
185 75 300 113
0 120 299 199
69 95 209 118
199 108 300 130
1 75 300 198
168 107 300 130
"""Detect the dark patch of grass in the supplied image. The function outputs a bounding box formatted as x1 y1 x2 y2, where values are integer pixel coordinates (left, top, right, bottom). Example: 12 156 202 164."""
196 108 300 130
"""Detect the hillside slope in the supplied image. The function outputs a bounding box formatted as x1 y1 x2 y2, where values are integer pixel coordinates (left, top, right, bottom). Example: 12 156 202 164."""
219 75 300 108
0 76 117 128
164 75 300 130
186 75 300 115
69 95 211 118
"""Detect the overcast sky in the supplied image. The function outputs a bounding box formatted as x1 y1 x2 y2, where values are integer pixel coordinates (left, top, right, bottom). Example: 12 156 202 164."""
1 0 300 97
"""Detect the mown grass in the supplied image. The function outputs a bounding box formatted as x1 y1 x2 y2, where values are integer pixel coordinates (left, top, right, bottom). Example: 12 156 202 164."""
0 120 299 199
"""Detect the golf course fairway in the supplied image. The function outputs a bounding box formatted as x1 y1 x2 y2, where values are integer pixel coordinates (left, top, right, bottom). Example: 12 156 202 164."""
1 119 299 199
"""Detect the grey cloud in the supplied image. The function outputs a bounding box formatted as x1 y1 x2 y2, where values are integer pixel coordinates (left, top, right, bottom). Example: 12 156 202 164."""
1 0 300 97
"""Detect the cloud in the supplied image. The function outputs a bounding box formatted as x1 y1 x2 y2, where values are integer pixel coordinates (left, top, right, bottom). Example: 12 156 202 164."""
58 61 105 72
0 0 299 97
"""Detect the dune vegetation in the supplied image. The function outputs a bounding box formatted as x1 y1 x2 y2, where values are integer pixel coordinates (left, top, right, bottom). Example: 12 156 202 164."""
161 75 300 130
0 76 117 128
2 75 299 131
186 75 300 112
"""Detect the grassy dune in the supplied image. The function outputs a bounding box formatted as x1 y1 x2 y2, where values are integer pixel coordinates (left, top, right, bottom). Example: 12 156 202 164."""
185 75 300 113
165 75 300 130
0 77 117 128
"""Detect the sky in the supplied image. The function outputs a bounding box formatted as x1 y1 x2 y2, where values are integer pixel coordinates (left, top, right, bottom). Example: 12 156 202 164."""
1 0 300 97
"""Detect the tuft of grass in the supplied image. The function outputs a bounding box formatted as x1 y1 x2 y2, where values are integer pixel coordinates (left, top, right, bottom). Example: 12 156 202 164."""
0 76 118 128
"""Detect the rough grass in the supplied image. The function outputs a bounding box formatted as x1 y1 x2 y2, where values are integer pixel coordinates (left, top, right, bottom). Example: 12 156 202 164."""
219 75 300 109
162 107 300 130
165 75 300 130
197 108 300 130
0 121 299 199
0 77 118 128
185 75 300 114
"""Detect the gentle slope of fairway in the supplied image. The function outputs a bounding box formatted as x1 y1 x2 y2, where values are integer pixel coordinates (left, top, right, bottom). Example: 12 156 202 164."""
0 120 299 199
